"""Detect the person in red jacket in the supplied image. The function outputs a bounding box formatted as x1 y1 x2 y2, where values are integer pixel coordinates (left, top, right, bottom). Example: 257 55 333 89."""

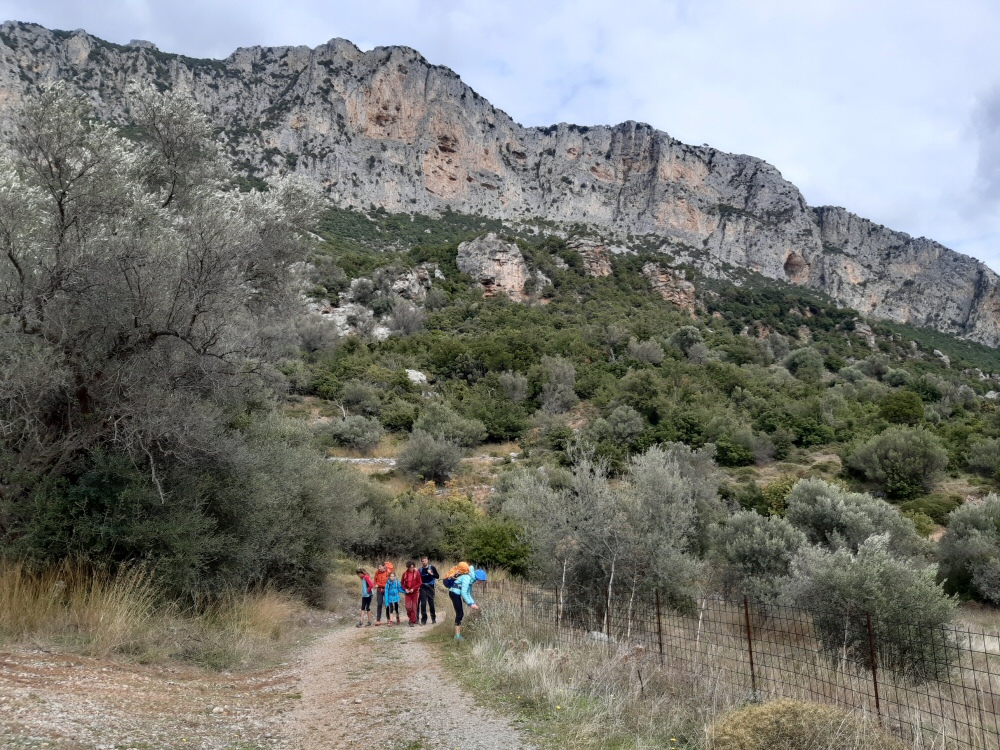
401 560 423 627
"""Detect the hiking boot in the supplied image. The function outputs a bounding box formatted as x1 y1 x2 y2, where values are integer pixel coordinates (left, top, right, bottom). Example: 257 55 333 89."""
356 621 363 628
454 634 464 641
365 621 372 627
431 618 436 624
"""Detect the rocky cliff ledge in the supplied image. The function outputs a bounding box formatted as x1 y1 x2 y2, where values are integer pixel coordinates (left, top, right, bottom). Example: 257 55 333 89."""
1 21 998 344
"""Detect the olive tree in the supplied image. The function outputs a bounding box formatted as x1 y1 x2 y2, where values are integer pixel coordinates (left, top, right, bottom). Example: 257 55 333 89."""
0 86 374 599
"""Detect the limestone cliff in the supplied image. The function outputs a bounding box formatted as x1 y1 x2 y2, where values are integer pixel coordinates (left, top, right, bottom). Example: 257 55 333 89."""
0 21 998 344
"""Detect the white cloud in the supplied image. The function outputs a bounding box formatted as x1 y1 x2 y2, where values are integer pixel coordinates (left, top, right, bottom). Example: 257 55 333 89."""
3 0 1000 268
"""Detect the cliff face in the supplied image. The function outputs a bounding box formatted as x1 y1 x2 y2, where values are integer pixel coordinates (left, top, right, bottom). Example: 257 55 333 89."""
1 21 998 344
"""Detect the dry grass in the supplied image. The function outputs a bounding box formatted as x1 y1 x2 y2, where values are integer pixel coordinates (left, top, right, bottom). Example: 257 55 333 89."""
451 584 1000 749
0 560 325 670
711 699 905 750
0 560 155 657
446 595 725 748
325 433 404 458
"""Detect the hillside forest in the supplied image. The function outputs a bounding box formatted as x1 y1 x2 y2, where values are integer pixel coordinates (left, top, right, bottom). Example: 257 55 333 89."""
5 86 1000 639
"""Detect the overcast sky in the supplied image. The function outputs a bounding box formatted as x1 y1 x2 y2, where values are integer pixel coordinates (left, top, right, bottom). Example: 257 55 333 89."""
4 1 1000 270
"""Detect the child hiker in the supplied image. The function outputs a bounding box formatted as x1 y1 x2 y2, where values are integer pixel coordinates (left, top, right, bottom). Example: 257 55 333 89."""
356 567 374 628
384 570 402 625
401 560 423 627
445 562 480 641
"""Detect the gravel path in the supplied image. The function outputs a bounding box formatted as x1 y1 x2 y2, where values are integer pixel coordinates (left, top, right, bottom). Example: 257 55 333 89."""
285 622 537 750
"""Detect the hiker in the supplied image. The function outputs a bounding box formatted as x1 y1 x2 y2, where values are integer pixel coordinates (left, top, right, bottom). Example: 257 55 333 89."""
373 563 388 624
445 562 479 640
418 556 440 625
373 560 395 625
401 560 423 626
384 570 402 625
356 567 374 628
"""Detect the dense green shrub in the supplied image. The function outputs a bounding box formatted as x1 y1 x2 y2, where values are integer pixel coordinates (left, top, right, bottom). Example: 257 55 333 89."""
325 415 385 452
587 405 645 446
379 399 420 432
899 494 962 526
338 379 383 416
847 427 948 499
712 511 805 604
539 355 578 414
967 438 1000 477
413 401 488 447
626 337 665 365
784 347 825 383
786 536 956 677
462 518 531 575
397 430 462 483
785 479 926 558
878 389 924 425
938 496 1000 602
358 493 479 559
715 436 756 467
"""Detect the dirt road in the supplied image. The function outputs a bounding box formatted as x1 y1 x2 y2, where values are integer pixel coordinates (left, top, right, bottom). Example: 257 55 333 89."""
0 621 535 749
284 622 536 749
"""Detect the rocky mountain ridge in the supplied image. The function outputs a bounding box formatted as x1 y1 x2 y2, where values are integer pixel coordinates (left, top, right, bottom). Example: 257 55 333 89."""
1 21 998 344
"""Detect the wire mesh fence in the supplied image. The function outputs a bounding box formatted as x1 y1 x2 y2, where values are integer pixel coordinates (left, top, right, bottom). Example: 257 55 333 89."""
477 579 1000 749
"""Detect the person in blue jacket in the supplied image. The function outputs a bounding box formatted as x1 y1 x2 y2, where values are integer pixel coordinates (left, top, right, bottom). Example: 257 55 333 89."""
384 571 402 625
445 562 479 641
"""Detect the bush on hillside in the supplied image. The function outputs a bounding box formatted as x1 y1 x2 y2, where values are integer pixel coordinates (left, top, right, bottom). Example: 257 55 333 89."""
462 518 531 575
847 427 948 499
787 535 955 677
784 479 926 558
397 430 462 483
324 415 385 453
413 401 488 447
712 511 806 604
539 355 578 414
784 347 826 383
967 438 1000 477
938 495 1000 602
878 389 924 425
626 337 665 365
899 494 962 526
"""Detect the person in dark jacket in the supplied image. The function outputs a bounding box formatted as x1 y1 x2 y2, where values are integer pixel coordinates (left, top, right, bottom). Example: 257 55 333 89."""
418 556 439 625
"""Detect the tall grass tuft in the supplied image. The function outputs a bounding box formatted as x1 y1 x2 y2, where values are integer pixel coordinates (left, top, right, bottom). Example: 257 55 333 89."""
0 560 155 656
0 560 313 669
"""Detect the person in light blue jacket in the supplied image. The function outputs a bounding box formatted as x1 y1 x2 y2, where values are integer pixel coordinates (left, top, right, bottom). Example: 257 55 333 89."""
446 562 480 641
384 571 402 625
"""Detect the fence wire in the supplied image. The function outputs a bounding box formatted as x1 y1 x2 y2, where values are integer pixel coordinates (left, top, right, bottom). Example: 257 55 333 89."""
478 579 1000 749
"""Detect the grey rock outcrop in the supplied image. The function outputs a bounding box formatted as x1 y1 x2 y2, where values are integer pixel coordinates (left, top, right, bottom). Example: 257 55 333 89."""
567 238 613 277
456 233 528 299
1 21 999 343
642 262 696 314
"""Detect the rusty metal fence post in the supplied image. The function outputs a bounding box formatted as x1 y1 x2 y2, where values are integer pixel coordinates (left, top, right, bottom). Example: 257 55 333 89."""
866 612 883 727
743 595 758 698
656 589 664 666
